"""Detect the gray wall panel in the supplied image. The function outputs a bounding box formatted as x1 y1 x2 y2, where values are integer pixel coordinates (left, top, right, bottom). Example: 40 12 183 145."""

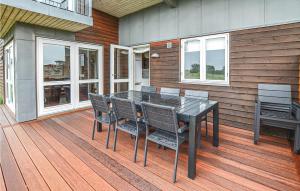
119 16 130 45
229 0 264 29
119 0 300 46
159 3 178 40
143 5 160 43
265 0 300 24
178 0 201 37
129 12 144 45
202 0 229 34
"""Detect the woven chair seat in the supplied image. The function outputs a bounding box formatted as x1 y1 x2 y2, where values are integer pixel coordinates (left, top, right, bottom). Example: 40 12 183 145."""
96 113 116 124
261 110 295 120
118 120 145 136
148 130 188 150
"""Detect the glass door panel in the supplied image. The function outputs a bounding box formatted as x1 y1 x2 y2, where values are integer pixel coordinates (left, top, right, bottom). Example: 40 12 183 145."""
42 43 72 109
5 41 15 113
77 45 102 106
110 45 132 93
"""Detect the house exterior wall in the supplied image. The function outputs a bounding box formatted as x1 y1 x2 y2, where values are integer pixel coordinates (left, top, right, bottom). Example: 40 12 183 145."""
149 22 300 130
119 0 300 46
75 9 119 94
2 22 75 122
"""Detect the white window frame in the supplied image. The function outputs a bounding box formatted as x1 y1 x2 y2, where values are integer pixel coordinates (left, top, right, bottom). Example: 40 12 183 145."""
180 33 229 86
36 37 103 116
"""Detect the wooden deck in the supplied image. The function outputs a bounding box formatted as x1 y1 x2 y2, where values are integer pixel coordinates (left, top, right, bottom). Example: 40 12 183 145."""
0 106 299 191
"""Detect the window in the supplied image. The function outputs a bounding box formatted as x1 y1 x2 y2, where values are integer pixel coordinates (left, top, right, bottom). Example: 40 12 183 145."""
37 38 103 116
181 33 229 85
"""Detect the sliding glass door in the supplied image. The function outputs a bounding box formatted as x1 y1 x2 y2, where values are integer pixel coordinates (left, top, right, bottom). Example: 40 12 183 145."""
37 38 103 116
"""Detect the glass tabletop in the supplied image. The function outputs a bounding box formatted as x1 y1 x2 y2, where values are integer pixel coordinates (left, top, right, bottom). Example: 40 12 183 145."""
107 90 218 117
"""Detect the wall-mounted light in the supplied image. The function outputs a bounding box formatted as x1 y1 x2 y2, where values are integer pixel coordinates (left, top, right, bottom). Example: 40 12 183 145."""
151 53 160 58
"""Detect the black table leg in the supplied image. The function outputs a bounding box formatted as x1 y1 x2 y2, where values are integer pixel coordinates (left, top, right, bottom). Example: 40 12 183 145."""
97 111 102 132
213 103 219 147
188 115 198 179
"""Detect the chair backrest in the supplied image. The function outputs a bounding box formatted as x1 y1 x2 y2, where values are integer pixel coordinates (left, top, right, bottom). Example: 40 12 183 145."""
141 102 179 134
89 93 110 114
141 85 156 93
111 96 137 122
185 90 208 100
258 84 292 112
160 87 180 96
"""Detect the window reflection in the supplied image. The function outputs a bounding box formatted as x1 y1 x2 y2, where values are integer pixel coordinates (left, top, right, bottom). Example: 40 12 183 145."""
43 44 70 81
79 48 98 80
44 85 71 107
79 83 98 101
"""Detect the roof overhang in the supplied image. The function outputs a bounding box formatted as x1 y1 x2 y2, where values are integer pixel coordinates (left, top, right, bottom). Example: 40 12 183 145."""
92 0 177 18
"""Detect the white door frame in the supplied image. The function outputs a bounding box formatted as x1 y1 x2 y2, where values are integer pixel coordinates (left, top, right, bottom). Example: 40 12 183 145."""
37 37 103 116
4 40 15 114
110 44 133 93
132 44 150 90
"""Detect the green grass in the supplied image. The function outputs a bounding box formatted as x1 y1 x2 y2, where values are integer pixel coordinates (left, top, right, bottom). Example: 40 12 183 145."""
0 96 3 104
184 70 225 80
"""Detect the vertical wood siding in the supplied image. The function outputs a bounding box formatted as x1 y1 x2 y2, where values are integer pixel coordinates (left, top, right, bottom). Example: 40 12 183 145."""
75 9 119 94
150 23 300 130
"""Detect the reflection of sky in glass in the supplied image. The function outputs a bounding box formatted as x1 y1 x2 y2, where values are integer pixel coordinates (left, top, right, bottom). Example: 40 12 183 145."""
43 44 68 65
206 50 225 70
184 51 200 70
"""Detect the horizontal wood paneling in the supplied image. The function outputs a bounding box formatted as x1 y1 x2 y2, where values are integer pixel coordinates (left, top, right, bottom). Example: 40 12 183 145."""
150 23 300 130
75 9 119 94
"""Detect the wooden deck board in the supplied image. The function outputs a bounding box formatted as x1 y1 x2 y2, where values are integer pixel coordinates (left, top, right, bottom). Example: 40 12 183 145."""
0 106 299 191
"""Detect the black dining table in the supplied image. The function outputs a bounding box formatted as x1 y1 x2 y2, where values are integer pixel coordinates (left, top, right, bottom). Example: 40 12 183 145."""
98 90 219 179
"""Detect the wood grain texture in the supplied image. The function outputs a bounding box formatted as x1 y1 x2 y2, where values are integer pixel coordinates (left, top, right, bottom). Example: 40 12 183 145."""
75 9 119 94
149 23 300 130
1 106 299 191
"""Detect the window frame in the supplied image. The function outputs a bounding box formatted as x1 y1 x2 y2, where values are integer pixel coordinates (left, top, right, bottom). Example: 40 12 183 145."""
180 33 229 86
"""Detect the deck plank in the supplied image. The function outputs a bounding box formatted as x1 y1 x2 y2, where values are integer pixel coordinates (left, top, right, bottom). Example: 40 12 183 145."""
3 127 50 191
12 124 72 191
0 165 6 191
0 128 27 191
21 124 95 191
0 109 299 191
31 122 116 191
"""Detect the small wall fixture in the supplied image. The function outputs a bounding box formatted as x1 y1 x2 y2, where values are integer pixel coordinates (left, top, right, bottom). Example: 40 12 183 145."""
151 53 160 58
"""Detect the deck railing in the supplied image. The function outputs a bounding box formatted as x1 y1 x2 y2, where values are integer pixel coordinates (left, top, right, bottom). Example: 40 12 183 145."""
33 0 91 16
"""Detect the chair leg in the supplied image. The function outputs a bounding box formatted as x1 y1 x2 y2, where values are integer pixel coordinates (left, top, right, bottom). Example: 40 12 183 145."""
92 120 96 140
105 123 112 149
144 138 148 167
293 125 300 153
205 118 208 138
173 146 179 183
113 128 118 151
133 135 139 163
254 116 260 144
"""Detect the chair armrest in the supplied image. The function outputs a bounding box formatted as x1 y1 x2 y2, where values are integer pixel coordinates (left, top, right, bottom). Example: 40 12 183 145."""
292 102 300 120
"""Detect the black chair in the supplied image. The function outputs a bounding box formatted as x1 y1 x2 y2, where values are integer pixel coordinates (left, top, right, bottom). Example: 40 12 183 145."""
89 93 115 149
253 84 300 153
141 85 156 93
185 90 209 137
160 87 180 96
111 96 145 162
141 102 188 183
